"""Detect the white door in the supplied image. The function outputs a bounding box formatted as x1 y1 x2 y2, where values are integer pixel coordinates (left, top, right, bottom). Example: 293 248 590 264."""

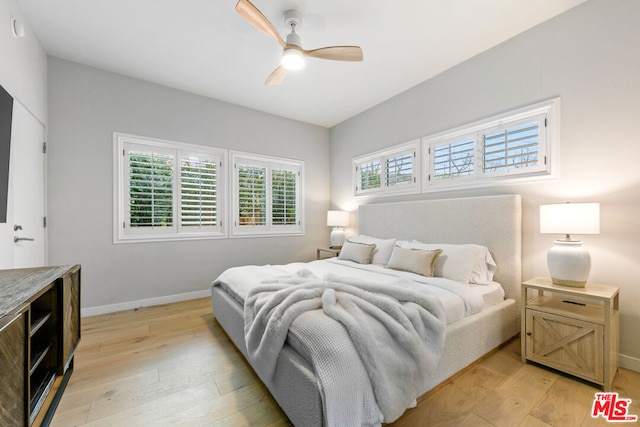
11 101 46 268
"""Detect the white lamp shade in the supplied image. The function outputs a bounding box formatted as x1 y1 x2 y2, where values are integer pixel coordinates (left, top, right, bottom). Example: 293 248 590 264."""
540 203 600 236
327 210 349 227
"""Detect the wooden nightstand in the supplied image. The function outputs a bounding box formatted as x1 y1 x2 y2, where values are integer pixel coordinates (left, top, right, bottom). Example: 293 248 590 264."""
317 247 341 260
521 277 619 390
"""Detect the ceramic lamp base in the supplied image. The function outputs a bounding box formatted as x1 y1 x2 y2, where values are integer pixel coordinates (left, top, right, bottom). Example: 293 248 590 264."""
329 228 345 248
547 239 591 287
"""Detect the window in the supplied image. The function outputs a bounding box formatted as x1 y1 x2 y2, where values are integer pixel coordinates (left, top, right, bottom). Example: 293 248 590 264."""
358 160 381 192
482 118 543 176
431 136 475 181
128 149 174 229
423 98 559 191
353 140 420 197
114 133 225 243
236 162 267 227
231 151 303 236
180 153 219 228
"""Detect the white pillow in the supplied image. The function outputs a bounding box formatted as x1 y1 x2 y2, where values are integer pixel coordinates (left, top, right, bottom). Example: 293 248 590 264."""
338 239 377 264
397 241 496 284
349 235 396 265
386 246 442 277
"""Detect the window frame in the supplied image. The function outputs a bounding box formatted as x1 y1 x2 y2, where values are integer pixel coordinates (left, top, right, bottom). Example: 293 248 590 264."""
352 140 421 198
230 151 304 238
422 97 559 192
113 133 226 244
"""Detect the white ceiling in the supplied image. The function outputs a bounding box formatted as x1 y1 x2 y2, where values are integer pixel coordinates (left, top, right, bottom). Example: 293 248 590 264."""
17 0 586 127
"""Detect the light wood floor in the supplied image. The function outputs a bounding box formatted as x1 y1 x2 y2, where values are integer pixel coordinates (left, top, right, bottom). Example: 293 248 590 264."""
51 297 640 427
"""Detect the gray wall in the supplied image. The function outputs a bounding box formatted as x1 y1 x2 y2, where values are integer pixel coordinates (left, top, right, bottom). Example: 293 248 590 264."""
330 0 640 368
47 57 330 309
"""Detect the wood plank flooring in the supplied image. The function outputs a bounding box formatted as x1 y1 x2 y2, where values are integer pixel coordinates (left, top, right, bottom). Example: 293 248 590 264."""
51 298 640 427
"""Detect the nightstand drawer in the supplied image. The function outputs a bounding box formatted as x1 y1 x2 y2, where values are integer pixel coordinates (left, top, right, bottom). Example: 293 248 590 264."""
525 308 603 383
526 296 605 324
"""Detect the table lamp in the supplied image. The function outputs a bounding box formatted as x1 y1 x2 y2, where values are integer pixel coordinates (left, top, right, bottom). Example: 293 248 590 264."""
539 202 600 287
327 210 349 248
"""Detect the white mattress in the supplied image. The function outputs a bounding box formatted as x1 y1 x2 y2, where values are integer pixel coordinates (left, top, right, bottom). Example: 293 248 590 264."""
216 258 505 326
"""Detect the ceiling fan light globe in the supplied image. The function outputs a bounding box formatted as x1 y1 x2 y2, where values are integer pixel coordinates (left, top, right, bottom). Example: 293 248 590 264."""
282 48 305 70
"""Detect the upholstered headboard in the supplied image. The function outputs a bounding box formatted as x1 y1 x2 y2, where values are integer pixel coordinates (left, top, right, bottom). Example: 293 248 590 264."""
358 194 522 303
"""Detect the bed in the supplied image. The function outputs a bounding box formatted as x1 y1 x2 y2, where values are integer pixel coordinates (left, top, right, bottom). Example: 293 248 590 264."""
211 194 522 426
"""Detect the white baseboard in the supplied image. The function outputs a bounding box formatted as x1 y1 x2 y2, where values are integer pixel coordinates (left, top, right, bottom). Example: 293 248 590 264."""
81 289 211 317
620 353 640 373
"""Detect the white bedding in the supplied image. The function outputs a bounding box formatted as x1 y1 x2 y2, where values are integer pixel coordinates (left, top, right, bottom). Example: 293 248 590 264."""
472 281 505 306
212 258 507 424
216 258 503 325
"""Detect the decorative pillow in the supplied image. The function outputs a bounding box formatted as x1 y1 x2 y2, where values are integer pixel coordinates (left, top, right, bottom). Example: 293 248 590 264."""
338 239 377 264
398 241 496 284
349 235 396 265
386 246 442 277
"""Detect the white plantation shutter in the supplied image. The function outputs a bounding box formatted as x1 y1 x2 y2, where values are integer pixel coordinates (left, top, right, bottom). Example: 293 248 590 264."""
115 134 225 243
353 140 420 197
431 138 475 180
237 162 267 227
423 98 557 191
231 152 303 236
271 167 298 226
126 146 175 234
385 152 413 186
180 153 220 230
482 116 545 176
357 160 381 192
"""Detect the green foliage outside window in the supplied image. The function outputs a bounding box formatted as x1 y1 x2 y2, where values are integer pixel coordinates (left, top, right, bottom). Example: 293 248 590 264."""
129 152 173 227
238 165 266 226
272 169 297 225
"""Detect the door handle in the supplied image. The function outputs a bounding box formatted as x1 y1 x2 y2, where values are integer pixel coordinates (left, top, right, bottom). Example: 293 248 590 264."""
14 236 35 243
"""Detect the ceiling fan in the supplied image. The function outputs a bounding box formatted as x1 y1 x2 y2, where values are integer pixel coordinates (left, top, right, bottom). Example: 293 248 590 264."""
235 0 364 86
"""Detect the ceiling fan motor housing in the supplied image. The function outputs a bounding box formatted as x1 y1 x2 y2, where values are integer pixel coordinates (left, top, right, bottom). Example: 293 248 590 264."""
284 9 302 30
286 31 302 47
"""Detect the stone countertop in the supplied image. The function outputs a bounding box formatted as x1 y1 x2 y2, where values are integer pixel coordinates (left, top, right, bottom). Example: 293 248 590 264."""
0 265 77 318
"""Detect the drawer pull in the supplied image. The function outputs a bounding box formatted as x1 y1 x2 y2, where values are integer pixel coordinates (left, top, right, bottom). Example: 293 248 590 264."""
562 299 586 306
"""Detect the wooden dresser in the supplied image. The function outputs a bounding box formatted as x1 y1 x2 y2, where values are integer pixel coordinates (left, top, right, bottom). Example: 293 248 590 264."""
0 265 81 427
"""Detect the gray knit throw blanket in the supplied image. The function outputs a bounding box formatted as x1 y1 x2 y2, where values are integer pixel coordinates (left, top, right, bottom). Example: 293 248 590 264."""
244 271 446 424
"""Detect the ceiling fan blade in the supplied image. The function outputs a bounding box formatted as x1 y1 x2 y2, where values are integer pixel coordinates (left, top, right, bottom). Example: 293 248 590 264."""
265 65 287 86
304 46 363 62
236 0 286 48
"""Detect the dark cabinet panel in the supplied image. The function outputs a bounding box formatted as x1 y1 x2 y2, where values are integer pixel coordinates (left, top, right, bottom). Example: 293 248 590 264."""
60 266 80 373
0 308 27 426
